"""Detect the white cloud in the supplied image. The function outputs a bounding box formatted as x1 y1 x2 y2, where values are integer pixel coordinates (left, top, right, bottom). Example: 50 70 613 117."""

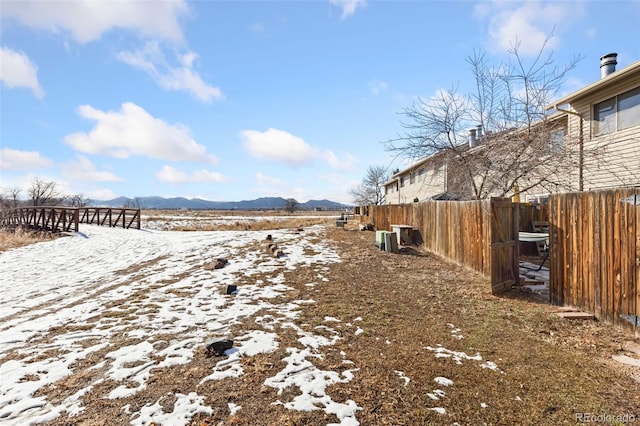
2 0 189 44
476 1 578 56
368 79 387 96
324 150 357 172
0 148 52 170
250 22 265 33
241 128 358 171
65 102 217 164
156 165 228 184
87 187 119 200
61 155 124 182
255 172 285 187
118 41 223 102
0 47 44 99
241 128 318 167
330 0 367 20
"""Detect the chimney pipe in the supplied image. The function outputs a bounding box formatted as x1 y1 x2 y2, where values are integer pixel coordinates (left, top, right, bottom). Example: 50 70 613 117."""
468 128 477 148
600 53 617 78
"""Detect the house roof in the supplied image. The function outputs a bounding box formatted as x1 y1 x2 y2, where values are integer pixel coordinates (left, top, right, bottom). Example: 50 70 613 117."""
385 149 455 186
546 60 640 110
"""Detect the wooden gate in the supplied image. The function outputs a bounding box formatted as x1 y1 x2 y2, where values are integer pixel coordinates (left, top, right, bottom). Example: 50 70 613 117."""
549 189 639 336
490 198 519 295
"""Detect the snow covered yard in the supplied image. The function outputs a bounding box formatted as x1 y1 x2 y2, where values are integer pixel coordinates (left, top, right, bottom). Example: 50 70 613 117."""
0 224 360 425
1 220 639 425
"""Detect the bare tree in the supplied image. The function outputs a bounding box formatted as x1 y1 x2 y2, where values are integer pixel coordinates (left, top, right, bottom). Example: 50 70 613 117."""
384 36 585 200
66 193 90 207
1 188 23 209
124 197 141 209
284 198 298 213
350 165 388 205
28 178 62 206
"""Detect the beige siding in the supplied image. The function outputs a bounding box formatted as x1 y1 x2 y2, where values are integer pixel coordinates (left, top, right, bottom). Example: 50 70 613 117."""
568 73 640 190
385 162 447 204
384 181 400 204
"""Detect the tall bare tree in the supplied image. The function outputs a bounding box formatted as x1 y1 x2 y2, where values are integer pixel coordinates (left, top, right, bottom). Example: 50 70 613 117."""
1 188 22 209
384 36 585 200
350 165 388 205
284 198 298 213
28 178 61 206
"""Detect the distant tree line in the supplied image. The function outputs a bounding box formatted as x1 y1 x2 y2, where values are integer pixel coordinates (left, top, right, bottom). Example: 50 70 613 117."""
0 177 89 210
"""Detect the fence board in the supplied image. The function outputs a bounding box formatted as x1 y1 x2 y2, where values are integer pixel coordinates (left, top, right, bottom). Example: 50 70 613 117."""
550 188 639 336
358 198 517 294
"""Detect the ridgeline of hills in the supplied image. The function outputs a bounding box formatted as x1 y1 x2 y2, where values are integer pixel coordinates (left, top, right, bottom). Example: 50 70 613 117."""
88 196 351 211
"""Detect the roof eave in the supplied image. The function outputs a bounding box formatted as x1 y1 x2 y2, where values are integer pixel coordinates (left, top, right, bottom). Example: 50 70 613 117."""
545 61 640 111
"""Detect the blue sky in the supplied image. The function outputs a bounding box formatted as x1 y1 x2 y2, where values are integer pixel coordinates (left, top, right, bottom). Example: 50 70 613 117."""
1 0 639 204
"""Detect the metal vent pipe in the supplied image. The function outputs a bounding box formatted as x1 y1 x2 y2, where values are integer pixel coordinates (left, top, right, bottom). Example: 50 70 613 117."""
468 128 477 148
600 53 617 78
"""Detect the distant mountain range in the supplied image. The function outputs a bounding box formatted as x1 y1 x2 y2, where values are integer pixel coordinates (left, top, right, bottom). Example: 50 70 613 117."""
88 196 351 210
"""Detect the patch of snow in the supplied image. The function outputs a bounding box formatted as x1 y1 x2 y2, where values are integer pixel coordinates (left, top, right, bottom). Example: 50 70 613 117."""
130 392 213 426
228 402 241 415
427 390 446 400
395 370 410 386
434 376 453 387
324 316 341 322
447 323 464 339
0 224 355 425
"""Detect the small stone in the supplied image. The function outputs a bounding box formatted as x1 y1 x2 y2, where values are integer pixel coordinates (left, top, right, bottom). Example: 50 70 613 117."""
206 338 234 357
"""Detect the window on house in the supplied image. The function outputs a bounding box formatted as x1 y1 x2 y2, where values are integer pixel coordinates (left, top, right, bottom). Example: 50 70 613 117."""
409 171 415 184
549 128 566 152
418 167 425 177
400 176 405 187
593 87 640 135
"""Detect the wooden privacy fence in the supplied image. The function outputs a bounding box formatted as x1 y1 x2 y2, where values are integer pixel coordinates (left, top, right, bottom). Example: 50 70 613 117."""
549 189 639 336
360 198 519 294
0 207 141 233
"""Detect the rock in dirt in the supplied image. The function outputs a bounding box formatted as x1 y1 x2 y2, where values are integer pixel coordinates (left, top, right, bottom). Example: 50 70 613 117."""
206 338 234 357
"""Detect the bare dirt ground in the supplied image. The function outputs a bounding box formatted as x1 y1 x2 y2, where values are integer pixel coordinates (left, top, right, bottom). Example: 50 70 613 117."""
6 221 640 425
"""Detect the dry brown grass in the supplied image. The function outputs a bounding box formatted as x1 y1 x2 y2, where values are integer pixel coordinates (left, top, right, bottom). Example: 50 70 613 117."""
0 228 56 252
8 221 639 425
173 217 334 232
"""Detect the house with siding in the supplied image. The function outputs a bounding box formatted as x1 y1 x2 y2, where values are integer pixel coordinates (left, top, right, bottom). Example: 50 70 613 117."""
385 54 639 205
546 54 640 194
384 152 450 204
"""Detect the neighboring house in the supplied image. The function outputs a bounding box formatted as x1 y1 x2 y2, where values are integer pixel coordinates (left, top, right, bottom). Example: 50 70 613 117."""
385 54 639 205
384 152 449 204
545 54 640 194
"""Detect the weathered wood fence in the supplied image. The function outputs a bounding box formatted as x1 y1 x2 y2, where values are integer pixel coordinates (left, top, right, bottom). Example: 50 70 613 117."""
0 207 141 233
360 188 638 335
359 198 519 294
549 189 639 336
